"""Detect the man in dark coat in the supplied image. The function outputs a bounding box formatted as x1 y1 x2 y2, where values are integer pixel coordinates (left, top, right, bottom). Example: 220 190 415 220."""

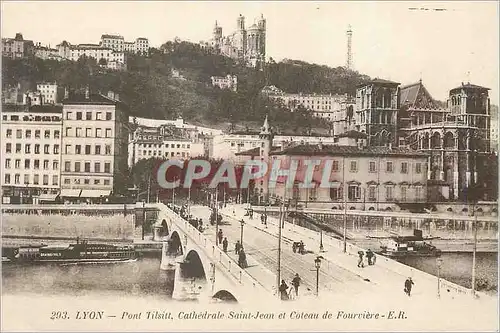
404 277 414 296
291 273 301 297
279 280 289 300
217 229 223 245
222 237 228 253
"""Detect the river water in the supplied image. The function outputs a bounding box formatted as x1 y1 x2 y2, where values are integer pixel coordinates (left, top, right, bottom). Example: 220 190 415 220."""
2 253 497 298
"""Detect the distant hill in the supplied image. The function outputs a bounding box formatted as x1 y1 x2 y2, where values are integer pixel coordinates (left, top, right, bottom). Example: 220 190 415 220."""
2 40 372 133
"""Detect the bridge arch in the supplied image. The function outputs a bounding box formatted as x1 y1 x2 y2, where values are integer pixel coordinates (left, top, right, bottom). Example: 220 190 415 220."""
161 219 169 237
180 250 206 280
212 290 238 303
167 231 183 256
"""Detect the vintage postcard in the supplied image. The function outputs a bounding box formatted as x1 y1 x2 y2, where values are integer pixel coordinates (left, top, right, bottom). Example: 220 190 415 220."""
1 1 498 332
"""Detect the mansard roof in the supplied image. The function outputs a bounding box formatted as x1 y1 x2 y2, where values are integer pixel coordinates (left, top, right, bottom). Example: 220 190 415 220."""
271 144 428 157
450 82 490 93
400 80 442 110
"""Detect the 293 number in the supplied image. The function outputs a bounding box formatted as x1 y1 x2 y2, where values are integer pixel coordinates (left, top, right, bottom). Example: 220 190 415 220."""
50 311 69 320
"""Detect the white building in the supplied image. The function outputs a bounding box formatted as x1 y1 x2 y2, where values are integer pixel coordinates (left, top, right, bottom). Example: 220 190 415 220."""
100 34 124 52
56 41 126 70
101 34 149 55
262 85 349 122
60 89 129 201
2 33 34 59
36 82 59 105
1 105 63 204
211 75 238 92
33 43 61 61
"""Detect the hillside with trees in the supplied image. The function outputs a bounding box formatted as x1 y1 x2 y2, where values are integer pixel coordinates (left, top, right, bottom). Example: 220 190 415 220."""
2 39 371 133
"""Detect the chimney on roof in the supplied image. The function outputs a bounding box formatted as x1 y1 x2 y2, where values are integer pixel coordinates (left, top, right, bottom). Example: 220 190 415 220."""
85 86 90 100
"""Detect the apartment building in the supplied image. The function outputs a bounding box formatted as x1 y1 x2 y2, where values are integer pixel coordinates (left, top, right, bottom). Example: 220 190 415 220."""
36 82 60 105
211 75 238 92
101 34 149 55
1 105 63 204
61 90 129 201
2 33 34 59
56 41 126 70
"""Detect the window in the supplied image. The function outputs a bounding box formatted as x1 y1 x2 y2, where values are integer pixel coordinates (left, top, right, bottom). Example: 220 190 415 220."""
96 128 102 137
66 127 72 137
14 174 20 184
4 174 11 184
94 179 100 185
65 145 71 154
43 175 49 185
34 144 40 154
5 159 11 169
104 179 110 185
35 130 40 138
64 161 71 171
84 162 90 172
86 112 92 120
44 145 50 154
14 159 20 169
16 129 22 138
74 178 81 184
369 161 376 173
86 128 92 137
66 112 72 120
52 160 59 170
349 160 358 172
53 144 60 154
43 160 49 170
368 187 376 201
106 112 112 120
75 162 81 172
26 130 31 138
54 130 60 139
44 130 50 139
386 186 394 200
84 179 90 185
96 112 102 120
52 175 58 185
401 162 408 174
386 161 393 173
24 159 30 169
415 186 422 200
415 163 422 174
105 145 111 155
15 144 21 153
75 145 81 154
33 174 39 185
25 144 31 154
93 145 101 155
6 143 12 153
34 160 40 169
6 129 12 138
348 185 361 200
104 162 111 173
76 128 82 137
105 128 112 138
76 112 82 120
85 145 91 155
401 186 407 202
94 162 101 173
24 174 29 184
64 178 70 185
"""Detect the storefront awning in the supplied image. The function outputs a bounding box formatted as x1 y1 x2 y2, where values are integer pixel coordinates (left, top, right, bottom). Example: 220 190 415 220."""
80 190 111 198
38 193 60 201
60 189 82 197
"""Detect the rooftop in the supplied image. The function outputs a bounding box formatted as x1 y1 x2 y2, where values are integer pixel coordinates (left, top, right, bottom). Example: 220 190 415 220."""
1 104 63 114
235 146 281 156
450 82 490 92
101 34 124 39
337 130 367 139
358 78 400 87
271 144 429 157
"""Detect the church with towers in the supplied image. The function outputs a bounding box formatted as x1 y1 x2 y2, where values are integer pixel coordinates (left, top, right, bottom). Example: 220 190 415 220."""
210 14 266 67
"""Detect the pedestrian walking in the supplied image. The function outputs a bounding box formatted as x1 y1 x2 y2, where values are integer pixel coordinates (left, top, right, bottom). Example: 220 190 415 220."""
235 240 241 255
366 249 374 266
238 247 247 268
291 273 301 297
404 277 414 296
222 237 228 253
279 279 289 301
217 229 223 245
357 251 365 268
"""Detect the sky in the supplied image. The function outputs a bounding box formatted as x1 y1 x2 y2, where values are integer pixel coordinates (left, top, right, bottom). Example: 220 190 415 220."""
2 1 499 103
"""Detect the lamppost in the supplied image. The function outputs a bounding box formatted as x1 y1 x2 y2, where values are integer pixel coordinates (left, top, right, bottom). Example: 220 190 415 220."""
436 257 443 298
319 229 324 252
240 219 245 245
314 256 322 296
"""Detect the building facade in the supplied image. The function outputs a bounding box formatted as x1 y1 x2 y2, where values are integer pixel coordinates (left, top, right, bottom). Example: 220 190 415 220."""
36 82 60 105
1 105 63 204
211 14 266 67
127 124 205 167
2 33 34 59
56 41 126 70
211 75 238 92
60 90 129 201
101 34 149 55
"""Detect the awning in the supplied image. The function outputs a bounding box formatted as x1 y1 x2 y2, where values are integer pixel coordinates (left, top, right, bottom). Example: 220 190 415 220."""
80 190 111 198
38 193 59 201
60 189 82 197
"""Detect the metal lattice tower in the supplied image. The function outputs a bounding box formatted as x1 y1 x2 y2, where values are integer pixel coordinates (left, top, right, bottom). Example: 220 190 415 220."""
346 24 353 70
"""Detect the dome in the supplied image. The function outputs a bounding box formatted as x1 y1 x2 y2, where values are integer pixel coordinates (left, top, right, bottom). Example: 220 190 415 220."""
248 24 259 31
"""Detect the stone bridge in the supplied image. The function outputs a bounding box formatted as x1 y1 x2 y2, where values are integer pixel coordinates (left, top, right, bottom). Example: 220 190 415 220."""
152 203 275 304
